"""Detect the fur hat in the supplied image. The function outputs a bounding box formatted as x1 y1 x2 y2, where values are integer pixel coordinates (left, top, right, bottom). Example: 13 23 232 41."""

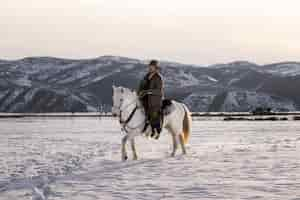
149 60 158 67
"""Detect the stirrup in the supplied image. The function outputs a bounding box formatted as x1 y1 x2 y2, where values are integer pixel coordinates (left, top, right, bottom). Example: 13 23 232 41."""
154 132 160 140
150 128 160 139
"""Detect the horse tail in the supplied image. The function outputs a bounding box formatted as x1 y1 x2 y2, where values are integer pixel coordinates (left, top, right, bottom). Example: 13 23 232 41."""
182 104 192 144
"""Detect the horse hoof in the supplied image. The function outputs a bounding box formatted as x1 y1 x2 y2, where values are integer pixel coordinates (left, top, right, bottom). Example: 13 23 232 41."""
171 153 175 157
133 156 138 160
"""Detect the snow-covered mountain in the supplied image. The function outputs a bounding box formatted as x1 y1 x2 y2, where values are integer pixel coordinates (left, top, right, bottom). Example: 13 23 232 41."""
0 56 299 112
221 90 296 112
261 62 300 77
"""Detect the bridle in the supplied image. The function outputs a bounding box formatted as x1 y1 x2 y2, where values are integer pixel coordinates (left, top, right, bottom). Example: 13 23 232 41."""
113 91 145 133
119 99 138 124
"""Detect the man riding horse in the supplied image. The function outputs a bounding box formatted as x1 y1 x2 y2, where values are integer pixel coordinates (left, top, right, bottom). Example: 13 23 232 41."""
137 60 164 139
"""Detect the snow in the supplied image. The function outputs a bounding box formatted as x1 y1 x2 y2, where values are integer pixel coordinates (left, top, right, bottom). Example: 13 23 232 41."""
98 56 140 64
184 93 217 112
99 56 123 62
177 70 199 87
0 90 9 99
70 94 97 112
221 91 296 112
1 117 299 199
206 76 218 82
184 90 297 113
227 78 241 86
0 89 24 111
88 69 122 85
210 61 258 69
24 88 40 103
264 63 300 77
89 75 106 83
57 71 91 84
14 75 32 87
121 64 135 70
223 92 239 109
1 57 300 113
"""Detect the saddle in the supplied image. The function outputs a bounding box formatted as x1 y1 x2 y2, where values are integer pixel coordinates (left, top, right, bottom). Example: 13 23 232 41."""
162 99 173 115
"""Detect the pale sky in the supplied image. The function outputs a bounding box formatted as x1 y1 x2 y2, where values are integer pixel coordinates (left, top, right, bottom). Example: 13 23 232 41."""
1 0 300 65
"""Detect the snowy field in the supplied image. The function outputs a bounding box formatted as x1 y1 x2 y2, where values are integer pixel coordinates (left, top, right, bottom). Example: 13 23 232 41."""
0 117 300 200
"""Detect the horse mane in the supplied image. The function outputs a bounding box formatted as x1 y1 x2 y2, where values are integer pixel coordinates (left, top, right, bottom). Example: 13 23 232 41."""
114 86 137 98
122 87 136 95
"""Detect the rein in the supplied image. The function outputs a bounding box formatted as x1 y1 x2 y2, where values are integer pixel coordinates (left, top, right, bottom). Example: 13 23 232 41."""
120 105 148 134
116 97 145 133
119 105 138 125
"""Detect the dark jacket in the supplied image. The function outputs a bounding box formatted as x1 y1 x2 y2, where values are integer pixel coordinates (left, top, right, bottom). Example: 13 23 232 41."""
138 71 164 113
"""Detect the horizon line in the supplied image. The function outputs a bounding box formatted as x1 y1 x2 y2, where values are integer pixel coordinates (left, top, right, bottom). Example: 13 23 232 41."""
1 55 300 67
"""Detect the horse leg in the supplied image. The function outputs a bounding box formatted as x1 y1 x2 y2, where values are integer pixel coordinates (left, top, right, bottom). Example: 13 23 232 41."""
131 138 138 160
121 135 128 161
171 131 178 157
179 133 187 155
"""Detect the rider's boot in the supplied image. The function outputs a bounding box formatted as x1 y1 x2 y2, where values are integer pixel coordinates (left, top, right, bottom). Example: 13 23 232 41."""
155 125 162 139
151 126 161 139
150 127 157 138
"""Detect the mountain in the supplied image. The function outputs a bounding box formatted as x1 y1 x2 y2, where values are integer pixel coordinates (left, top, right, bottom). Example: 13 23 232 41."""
0 56 299 112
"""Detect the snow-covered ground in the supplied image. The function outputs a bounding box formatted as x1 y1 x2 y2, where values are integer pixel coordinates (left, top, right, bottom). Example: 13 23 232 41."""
0 117 299 200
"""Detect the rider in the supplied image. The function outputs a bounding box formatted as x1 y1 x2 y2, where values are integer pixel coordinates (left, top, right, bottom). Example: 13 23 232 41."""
137 60 164 139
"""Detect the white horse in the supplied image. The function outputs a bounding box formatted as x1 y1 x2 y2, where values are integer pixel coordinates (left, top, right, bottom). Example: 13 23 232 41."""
112 86 192 161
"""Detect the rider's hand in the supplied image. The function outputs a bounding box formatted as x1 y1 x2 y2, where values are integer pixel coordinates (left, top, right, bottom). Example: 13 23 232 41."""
138 90 152 98
138 90 145 98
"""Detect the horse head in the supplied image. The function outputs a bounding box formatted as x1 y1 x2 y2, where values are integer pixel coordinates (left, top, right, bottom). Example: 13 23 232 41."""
112 85 137 117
